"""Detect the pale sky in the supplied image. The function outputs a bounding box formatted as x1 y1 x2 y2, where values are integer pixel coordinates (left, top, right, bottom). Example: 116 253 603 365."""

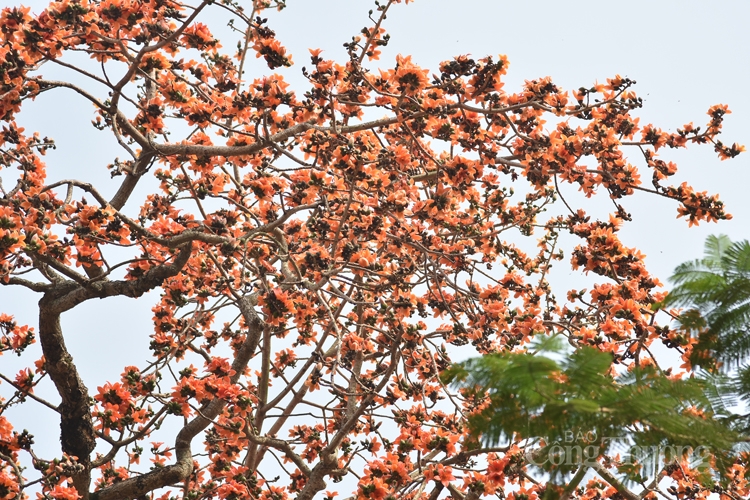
2 0 750 483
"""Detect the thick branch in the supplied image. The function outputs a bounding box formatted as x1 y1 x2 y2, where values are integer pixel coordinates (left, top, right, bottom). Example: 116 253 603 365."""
109 151 157 210
37 305 95 499
45 243 193 315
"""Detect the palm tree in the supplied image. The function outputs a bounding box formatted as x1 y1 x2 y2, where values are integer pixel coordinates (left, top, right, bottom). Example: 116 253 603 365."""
666 234 750 426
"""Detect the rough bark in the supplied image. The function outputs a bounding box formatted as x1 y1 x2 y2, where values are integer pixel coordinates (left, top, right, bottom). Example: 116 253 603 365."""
37 304 96 499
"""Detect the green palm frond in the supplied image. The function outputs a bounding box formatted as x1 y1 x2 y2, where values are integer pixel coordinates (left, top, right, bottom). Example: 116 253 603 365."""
666 235 750 366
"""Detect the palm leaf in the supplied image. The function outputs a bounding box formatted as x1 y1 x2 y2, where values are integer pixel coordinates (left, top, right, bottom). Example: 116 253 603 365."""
667 235 750 367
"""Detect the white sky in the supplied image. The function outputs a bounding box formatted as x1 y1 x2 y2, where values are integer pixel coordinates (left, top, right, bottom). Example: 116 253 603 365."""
2 0 749 487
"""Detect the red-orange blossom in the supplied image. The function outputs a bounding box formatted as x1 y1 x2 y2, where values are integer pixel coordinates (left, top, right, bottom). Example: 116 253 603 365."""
0 1 746 500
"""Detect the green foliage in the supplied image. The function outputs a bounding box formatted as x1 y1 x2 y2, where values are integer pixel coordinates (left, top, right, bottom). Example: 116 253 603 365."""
664 234 750 433
666 234 750 369
445 234 750 493
442 338 739 480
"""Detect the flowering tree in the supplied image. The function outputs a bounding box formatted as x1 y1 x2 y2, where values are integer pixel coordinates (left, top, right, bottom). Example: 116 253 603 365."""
0 1 746 500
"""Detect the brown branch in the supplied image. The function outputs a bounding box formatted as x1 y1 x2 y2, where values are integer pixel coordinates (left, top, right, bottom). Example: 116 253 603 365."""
25 239 196 500
92 293 265 500
109 1 210 103
109 151 157 210
34 80 149 148
0 452 24 500
44 243 193 315
590 461 639 500
2 276 53 292
37 305 96 499
294 333 402 500
0 372 59 412
90 405 169 468
249 325 272 464
356 0 395 66
246 434 311 476
31 253 88 285
148 115 413 159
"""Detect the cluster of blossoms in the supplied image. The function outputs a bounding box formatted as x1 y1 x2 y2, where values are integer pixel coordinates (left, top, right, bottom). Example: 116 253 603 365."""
0 1 746 500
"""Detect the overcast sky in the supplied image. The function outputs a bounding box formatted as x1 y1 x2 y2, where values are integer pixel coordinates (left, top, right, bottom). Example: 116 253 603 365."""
3 0 750 471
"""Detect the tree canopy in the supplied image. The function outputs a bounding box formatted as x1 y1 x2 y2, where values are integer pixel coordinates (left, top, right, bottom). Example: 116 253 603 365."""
0 1 746 500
